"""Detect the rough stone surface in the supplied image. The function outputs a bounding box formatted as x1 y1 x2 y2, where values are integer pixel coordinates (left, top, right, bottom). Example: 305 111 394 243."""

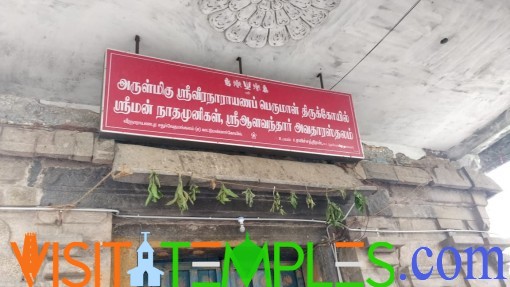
432 205 478 221
0 211 112 286
393 165 432 185
485 237 510 248
360 161 398 182
394 152 414 166
0 219 20 285
0 185 41 206
365 189 392 216
474 205 491 230
431 166 472 189
27 159 42 187
92 138 115 164
362 237 406 252
0 126 39 157
112 144 364 193
361 144 394 164
456 153 482 171
389 204 435 219
437 218 466 230
390 185 474 205
413 156 454 169
34 129 94 162
0 95 100 130
35 129 75 159
0 156 31 185
463 167 502 194
471 191 489 206
0 126 95 163
441 234 485 248
72 132 94 162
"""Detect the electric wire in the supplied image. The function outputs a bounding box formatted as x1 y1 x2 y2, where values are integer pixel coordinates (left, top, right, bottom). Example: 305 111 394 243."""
329 0 423 90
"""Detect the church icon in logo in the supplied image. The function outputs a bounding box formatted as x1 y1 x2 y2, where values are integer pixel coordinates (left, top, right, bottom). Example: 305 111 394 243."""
128 232 164 287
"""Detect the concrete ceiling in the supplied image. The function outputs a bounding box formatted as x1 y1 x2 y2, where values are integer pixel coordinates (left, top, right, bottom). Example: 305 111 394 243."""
1 0 510 152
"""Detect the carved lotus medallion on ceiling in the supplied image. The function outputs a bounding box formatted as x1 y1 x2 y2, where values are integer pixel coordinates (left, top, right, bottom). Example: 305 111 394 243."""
199 0 340 48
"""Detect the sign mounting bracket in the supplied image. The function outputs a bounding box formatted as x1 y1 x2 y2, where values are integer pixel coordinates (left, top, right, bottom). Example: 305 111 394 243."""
317 73 324 89
135 35 141 54
236 57 243 74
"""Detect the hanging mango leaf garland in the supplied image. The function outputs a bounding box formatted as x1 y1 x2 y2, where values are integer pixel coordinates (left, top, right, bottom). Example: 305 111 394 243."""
325 195 344 227
145 171 163 206
242 188 255 207
188 184 200 205
354 191 367 213
216 184 238 204
270 188 286 215
306 192 316 209
289 192 298 209
166 174 190 213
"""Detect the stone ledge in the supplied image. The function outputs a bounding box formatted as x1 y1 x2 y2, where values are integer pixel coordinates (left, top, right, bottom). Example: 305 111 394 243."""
362 237 406 252
112 144 366 193
0 94 99 130
437 219 466 230
359 161 433 186
0 126 39 157
360 161 398 182
462 167 502 195
441 234 485 249
92 138 115 164
485 237 510 248
393 165 431 185
431 166 472 190
0 125 107 164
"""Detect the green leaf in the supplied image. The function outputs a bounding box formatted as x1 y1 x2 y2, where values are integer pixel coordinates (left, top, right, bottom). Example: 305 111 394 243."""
216 184 238 204
354 191 366 213
242 188 255 208
326 196 344 227
146 171 163 205
306 192 316 209
154 173 161 187
145 193 152 206
166 174 189 213
270 189 286 215
166 197 178 206
289 192 298 209
188 184 200 205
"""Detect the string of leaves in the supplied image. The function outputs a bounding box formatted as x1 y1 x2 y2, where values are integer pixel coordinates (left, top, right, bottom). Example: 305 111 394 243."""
145 171 163 206
166 174 190 213
242 188 255 207
270 188 286 215
289 192 298 209
188 184 200 205
325 194 344 227
144 172 367 223
306 192 316 209
216 184 238 204
354 191 367 213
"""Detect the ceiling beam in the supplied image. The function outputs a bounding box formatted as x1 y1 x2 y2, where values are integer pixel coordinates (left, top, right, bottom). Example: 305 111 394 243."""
447 108 510 160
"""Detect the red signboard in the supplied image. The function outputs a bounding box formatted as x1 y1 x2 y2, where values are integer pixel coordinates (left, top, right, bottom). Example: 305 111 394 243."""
101 49 363 158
